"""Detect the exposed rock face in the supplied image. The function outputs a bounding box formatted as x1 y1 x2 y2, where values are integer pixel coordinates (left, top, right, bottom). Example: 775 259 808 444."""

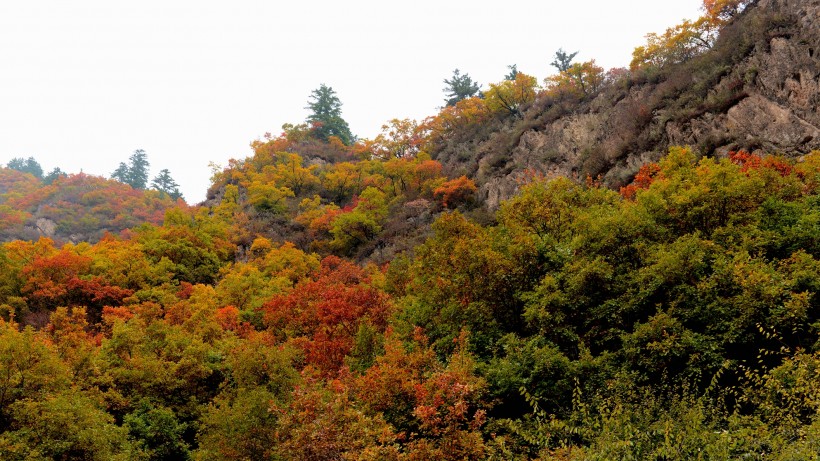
727 94 820 149
34 218 56 238
474 0 820 208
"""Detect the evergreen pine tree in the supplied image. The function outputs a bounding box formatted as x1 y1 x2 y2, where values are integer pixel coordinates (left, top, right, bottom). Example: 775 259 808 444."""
305 84 354 145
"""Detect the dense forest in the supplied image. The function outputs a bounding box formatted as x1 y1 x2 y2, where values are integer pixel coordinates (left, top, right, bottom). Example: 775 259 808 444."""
2 0 820 459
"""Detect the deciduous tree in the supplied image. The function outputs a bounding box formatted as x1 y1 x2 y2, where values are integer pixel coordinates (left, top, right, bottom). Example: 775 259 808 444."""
484 72 538 117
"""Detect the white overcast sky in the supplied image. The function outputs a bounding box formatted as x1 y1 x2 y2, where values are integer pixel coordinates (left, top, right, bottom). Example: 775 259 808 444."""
0 1 703 203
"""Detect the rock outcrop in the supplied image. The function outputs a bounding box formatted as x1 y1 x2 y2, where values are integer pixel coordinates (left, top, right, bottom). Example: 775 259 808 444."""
462 0 820 208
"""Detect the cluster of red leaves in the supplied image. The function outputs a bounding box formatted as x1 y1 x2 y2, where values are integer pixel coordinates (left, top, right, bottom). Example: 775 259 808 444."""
262 256 391 374
729 150 795 176
354 329 488 459
21 249 133 311
620 163 662 200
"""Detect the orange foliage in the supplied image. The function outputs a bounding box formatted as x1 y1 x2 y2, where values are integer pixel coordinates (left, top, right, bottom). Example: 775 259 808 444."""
355 329 488 459
261 256 392 374
544 60 606 99
630 0 749 71
434 176 477 208
419 97 489 152
215 305 240 331
21 247 133 311
0 171 179 241
367 118 423 159
703 0 750 24
102 305 135 324
620 163 662 200
729 150 794 176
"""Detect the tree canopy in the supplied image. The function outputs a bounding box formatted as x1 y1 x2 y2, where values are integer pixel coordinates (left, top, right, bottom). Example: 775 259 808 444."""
111 149 150 190
550 48 579 73
443 69 481 107
6 157 43 179
306 84 354 145
151 169 183 201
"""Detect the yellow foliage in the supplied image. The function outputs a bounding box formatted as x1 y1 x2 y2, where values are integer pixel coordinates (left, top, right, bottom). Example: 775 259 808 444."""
484 73 539 116
630 18 716 70
544 61 605 99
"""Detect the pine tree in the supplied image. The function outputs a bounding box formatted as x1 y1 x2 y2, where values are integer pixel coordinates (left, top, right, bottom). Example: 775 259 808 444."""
151 169 183 200
551 48 579 73
505 64 519 81
305 84 354 145
443 69 480 107
43 168 65 185
111 149 150 189
127 149 150 190
7 157 44 179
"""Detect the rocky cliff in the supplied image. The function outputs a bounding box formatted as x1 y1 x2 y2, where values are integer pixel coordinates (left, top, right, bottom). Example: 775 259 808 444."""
438 0 820 209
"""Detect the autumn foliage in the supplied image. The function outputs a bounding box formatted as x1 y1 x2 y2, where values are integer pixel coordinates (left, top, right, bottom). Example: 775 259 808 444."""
0 170 181 243
1 146 819 458
262 256 392 374
0 4 817 454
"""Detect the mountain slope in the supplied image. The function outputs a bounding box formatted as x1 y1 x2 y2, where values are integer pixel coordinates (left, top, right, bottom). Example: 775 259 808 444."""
429 0 820 209
0 169 182 243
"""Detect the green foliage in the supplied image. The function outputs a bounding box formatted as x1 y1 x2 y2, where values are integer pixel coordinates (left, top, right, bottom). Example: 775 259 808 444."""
6 157 43 179
0 321 70 423
505 64 519 81
112 149 150 190
194 387 283 460
443 68 481 107
330 187 388 254
394 212 525 358
306 84 354 145
43 167 65 185
1 55 819 460
125 400 190 460
151 169 183 201
0 392 135 460
137 208 234 284
550 48 578 73
247 181 294 213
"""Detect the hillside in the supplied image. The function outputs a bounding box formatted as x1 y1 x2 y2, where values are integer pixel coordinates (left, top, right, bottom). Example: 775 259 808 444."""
0 168 183 243
428 0 820 208
2 147 819 459
0 0 819 459
202 130 481 264
196 0 820 265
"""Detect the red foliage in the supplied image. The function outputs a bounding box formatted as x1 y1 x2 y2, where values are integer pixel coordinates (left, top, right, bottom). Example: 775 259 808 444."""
215 305 240 331
355 329 488 458
176 281 195 300
261 256 391 374
729 150 794 177
21 249 133 311
620 162 662 200
102 305 135 323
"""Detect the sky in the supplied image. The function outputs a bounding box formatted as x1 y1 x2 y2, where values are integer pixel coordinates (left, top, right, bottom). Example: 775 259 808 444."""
0 1 704 203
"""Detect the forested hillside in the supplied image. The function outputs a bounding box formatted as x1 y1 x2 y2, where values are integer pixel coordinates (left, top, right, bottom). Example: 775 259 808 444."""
2 0 820 459
0 168 182 243
0 151 184 244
